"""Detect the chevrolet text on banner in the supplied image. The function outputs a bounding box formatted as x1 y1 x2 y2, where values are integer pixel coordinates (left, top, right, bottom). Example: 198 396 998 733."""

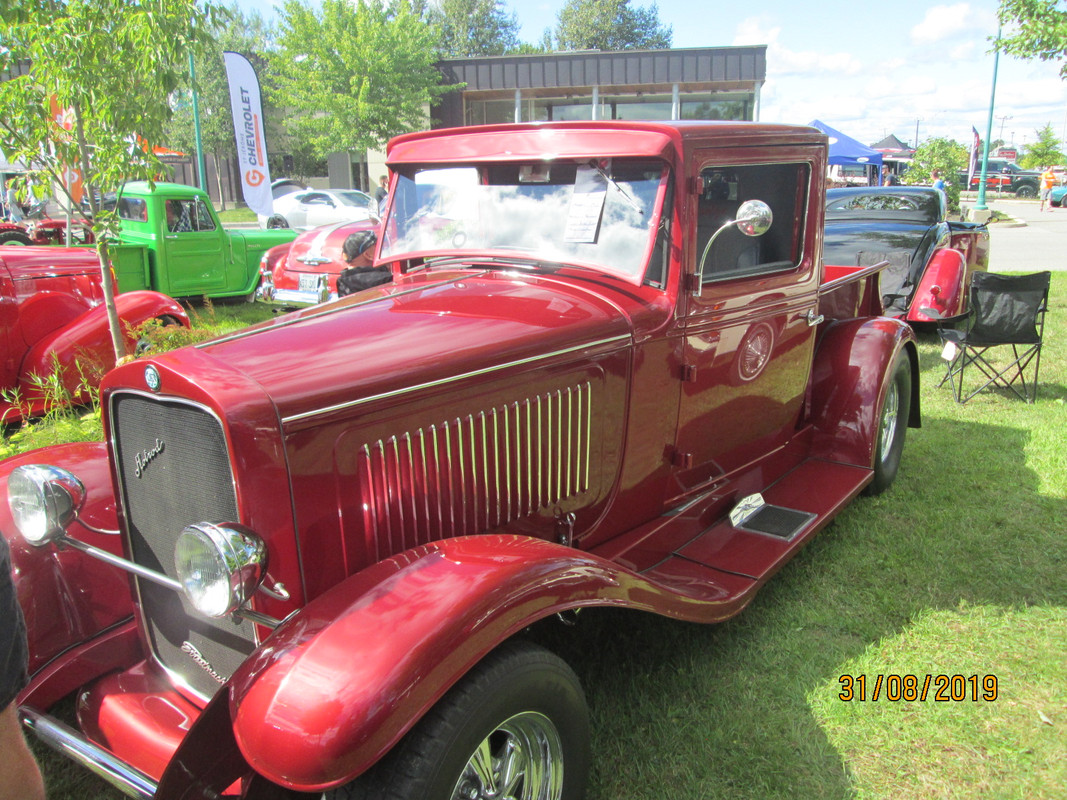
223 51 272 217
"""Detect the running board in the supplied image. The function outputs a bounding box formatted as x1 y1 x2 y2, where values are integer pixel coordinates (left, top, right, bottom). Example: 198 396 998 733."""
676 459 871 582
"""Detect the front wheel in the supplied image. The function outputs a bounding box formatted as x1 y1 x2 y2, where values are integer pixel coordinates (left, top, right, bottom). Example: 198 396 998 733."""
1015 184 1037 199
864 353 911 496
329 640 590 800
266 214 289 229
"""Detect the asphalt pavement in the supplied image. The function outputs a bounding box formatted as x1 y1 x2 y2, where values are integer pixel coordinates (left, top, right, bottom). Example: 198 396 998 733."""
974 196 1067 272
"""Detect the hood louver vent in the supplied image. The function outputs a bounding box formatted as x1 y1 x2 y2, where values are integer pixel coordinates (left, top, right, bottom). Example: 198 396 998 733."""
358 383 592 558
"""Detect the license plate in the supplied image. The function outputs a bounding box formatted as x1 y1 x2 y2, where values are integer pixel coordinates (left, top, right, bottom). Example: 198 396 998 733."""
298 273 324 292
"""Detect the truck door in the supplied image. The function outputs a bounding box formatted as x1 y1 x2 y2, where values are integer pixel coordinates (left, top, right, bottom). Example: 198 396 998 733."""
674 156 821 497
159 196 227 295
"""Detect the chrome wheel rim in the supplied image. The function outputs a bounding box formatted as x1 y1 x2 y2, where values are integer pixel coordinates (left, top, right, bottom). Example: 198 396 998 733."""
878 381 900 465
451 711 564 800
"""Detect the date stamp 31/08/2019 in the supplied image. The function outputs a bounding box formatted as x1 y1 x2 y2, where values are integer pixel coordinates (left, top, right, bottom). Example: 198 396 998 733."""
838 674 999 702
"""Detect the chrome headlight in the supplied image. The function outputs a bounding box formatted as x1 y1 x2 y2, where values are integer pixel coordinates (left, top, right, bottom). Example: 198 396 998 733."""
7 464 85 545
174 523 267 618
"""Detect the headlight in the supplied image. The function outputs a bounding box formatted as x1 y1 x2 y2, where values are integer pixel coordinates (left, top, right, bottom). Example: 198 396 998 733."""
174 523 266 618
7 465 85 545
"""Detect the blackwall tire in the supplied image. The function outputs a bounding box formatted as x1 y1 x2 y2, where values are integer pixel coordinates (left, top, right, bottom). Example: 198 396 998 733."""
327 640 590 800
1015 185 1037 199
0 230 33 246
864 353 911 496
266 214 289 229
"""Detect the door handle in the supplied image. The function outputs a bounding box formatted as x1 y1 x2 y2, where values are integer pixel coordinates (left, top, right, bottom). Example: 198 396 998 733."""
806 308 824 326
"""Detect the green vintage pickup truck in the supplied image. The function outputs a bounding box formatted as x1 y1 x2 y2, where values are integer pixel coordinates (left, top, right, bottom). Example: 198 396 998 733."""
106 182 296 299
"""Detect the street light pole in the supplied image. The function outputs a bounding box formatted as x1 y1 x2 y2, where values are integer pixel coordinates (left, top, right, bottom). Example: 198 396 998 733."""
189 51 206 192
975 27 1001 213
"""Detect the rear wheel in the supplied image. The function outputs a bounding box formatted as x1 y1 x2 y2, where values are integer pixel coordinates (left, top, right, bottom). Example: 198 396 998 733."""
864 353 911 496
0 230 33 246
328 640 590 800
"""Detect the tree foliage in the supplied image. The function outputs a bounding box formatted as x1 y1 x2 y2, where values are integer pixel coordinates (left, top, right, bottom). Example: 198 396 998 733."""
997 0 1067 78
1019 123 1065 168
0 0 222 360
427 0 521 57
270 0 451 158
902 137 967 210
553 0 672 51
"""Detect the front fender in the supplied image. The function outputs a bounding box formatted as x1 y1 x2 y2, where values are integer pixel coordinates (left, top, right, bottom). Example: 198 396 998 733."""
0 443 134 686
809 317 919 467
19 291 189 394
907 248 967 322
229 534 718 791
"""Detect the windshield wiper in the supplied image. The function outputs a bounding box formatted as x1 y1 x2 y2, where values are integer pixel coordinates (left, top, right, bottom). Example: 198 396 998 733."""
588 160 644 216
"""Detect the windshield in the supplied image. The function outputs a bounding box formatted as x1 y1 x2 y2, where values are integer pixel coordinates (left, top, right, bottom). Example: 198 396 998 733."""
336 190 374 209
381 159 669 282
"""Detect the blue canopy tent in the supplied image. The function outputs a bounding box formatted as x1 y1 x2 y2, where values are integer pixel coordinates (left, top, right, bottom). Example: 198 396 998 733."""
808 119 884 184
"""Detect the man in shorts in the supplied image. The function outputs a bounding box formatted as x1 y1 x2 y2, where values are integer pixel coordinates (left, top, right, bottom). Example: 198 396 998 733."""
1040 165 1056 212
1 536 46 800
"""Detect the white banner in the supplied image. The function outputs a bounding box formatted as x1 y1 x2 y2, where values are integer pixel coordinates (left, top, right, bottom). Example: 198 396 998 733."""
223 51 273 217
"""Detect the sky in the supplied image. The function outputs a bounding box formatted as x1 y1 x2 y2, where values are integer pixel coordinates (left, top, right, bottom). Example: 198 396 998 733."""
234 0 1067 151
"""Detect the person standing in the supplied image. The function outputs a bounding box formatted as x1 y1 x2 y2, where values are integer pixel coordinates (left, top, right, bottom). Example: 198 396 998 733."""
931 170 946 192
4 181 23 223
1039 165 1056 211
1 536 46 800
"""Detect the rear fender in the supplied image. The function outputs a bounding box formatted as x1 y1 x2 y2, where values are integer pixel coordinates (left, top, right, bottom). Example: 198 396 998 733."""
809 317 919 466
229 534 712 791
0 443 134 679
19 291 189 394
907 248 967 322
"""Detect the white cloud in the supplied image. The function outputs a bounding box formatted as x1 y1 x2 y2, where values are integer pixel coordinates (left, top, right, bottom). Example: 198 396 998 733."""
735 15 862 78
910 4 994 46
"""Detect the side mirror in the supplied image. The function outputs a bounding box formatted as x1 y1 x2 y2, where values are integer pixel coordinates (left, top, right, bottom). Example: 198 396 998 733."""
695 200 774 290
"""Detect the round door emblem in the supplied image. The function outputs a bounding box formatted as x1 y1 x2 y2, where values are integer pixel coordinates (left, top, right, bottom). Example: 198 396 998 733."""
737 322 774 382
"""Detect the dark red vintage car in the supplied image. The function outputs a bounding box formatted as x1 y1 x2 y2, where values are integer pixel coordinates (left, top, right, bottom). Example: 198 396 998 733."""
257 218 379 307
2 121 919 799
824 186 989 324
0 247 188 423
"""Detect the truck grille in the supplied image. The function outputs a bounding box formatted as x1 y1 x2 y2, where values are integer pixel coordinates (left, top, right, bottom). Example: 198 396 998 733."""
110 392 256 699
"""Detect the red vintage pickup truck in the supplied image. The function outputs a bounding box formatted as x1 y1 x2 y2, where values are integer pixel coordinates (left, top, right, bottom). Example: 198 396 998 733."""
2 121 919 800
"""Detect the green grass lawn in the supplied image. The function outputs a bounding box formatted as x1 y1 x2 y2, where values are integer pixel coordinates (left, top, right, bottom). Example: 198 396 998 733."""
10 276 1067 799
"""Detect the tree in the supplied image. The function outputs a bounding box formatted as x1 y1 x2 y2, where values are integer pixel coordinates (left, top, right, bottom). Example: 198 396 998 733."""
0 0 222 361
1019 123 1065 168
553 0 672 51
427 0 521 57
902 137 967 210
270 0 451 160
997 0 1067 78
164 3 275 208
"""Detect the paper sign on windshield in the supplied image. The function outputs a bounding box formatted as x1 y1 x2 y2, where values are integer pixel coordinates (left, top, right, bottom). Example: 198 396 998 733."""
564 162 609 243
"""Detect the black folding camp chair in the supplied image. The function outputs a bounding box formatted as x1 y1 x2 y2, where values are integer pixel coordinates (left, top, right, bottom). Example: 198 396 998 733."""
933 271 1051 404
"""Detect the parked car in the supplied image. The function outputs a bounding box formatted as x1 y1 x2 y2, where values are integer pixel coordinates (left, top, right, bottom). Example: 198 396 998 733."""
3 120 920 800
1049 184 1067 207
0 216 95 247
957 159 1040 197
260 188 378 230
258 218 380 307
824 186 989 323
0 246 188 423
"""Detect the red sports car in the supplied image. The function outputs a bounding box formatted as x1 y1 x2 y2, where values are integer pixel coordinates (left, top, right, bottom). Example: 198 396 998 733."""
257 219 380 307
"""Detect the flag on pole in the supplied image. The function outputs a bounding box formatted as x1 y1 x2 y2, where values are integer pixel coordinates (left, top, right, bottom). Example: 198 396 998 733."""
967 126 981 187
223 51 273 217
